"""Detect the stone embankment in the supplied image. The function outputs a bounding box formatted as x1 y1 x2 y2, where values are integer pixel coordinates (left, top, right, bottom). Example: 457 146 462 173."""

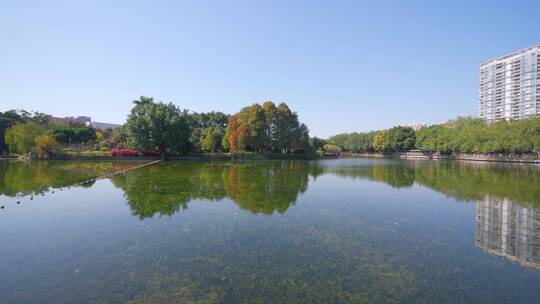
341 151 540 164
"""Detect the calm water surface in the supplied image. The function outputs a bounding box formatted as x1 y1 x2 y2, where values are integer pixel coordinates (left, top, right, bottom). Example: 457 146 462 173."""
1 158 539 303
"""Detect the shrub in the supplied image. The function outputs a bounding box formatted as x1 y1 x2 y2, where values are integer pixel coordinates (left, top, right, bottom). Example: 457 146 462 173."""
323 144 342 154
80 151 112 158
35 135 58 158
111 149 140 156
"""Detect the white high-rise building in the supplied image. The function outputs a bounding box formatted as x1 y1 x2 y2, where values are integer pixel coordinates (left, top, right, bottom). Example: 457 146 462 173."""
479 45 540 122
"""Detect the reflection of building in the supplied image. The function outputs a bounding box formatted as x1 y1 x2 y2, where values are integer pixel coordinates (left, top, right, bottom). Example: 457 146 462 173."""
476 196 540 270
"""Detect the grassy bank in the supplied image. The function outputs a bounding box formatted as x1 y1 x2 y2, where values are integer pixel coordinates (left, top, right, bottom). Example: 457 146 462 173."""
6 151 328 161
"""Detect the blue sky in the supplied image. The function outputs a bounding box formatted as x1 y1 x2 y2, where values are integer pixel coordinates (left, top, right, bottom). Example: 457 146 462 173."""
1 0 539 137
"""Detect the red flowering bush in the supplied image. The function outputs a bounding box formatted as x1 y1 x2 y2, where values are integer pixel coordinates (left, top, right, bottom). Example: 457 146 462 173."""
111 149 140 156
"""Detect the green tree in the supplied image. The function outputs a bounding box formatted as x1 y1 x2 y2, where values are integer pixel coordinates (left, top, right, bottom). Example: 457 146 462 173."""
111 125 129 148
310 137 327 151
189 111 229 151
236 103 268 151
125 96 192 153
0 110 25 154
262 101 277 148
383 126 416 151
4 123 44 154
51 123 97 144
274 103 300 153
328 132 377 153
201 127 217 152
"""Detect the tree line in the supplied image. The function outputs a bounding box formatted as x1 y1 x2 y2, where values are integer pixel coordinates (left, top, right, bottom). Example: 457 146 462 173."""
327 125 416 153
115 96 315 155
327 117 540 154
222 101 310 154
0 110 101 158
4 100 540 157
1 96 317 157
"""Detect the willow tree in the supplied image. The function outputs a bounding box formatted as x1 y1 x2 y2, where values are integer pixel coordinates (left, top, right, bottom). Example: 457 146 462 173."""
201 128 217 152
4 123 43 154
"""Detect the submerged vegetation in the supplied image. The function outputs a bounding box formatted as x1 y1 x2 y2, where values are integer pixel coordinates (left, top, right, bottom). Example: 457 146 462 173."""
0 161 142 197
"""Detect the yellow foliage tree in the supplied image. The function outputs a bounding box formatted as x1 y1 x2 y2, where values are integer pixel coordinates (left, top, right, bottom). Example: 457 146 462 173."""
35 135 58 159
373 132 386 152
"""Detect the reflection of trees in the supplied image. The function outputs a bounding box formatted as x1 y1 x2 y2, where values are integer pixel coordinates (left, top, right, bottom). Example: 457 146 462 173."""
325 163 415 188
109 163 228 219
109 159 540 219
4 158 540 218
225 161 309 214
0 161 128 197
110 161 311 218
322 160 540 207
414 161 540 206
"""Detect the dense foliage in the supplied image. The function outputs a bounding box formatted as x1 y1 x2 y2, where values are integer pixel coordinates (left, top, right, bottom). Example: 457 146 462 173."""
328 117 540 154
224 101 310 154
50 123 96 144
327 132 376 153
4 123 44 154
125 96 192 153
2 97 318 158
189 111 229 152
383 126 416 152
327 126 415 153
1 113 105 157
34 135 58 158
9 96 538 159
416 117 540 154
0 110 49 154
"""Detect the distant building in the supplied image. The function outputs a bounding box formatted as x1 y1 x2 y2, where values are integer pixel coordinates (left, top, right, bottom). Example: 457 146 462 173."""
476 196 540 271
402 123 427 131
48 115 92 125
479 45 540 122
48 115 121 130
91 121 121 130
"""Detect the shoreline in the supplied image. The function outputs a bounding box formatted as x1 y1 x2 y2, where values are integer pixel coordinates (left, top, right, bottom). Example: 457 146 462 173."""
341 152 540 164
0 153 334 162
2 152 539 164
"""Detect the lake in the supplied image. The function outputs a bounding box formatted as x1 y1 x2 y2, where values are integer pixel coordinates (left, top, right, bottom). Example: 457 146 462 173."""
1 158 539 303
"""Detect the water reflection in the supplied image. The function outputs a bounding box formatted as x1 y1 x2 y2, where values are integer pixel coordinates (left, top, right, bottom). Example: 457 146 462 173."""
0 160 142 197
3 159 540 214
108 162 311 218
107 160 540 218
322 159 540 207
476 196 540 270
